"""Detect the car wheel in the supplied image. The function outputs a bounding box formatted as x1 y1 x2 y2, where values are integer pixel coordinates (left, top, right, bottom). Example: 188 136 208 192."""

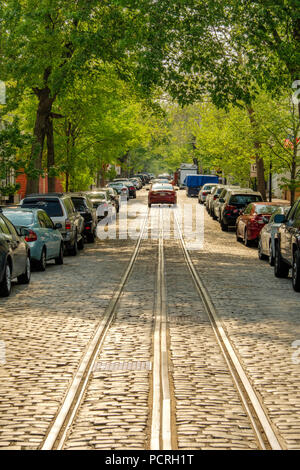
244 229 250 247
55 244 64 265
220 219 228 232
38 248 47 271
258 239 268 260
0 262 12 297
78 235 84 250
69 235 78 256
18 256 31 284
292 251 300 292
274 244 289 278
87 231 95 243
269 243 275 266
148 203 151 208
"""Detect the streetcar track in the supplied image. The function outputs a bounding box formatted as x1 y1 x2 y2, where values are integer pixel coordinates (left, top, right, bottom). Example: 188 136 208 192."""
40 198 284 450
150 208 172 450
40 209 149 450
172 208 284 450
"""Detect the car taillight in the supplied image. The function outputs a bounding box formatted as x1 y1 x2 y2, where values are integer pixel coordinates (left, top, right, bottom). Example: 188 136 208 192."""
85 226 91 230
214 195 218 200
25 230 37 242
202 191 207 196
121 188 127 192
129 186 135 191
224 205 235 214
65 220 71 230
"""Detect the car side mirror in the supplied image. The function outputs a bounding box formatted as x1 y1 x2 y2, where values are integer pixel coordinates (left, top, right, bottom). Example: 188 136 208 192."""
273 214 285 224
54 223 62 229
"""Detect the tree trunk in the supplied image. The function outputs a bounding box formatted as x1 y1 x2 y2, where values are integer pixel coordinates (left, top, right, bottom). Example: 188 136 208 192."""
46 115 55 192
247 106 267 201
26 86 55 195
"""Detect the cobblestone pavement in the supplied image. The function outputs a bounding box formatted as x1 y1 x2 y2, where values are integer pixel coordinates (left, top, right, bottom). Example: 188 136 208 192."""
1 189 300 450
63 232 158 450
0 206 138 450
179 192 300 450
163 224 258 450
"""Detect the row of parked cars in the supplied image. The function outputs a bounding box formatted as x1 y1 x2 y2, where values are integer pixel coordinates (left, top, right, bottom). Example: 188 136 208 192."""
0 184 132 297
199 182 300 292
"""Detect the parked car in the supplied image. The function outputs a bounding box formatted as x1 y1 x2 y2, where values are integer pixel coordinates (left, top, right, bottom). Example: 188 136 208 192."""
0 210 31 296
20 193 84 255
236 202 283 246
98 187 119 213
69 193 97 243
2 207 64 270
148 183 177 207
207 185 226 216
85 191 115 222
133 174 147 185
107 182 129 200
129 178 142 190
213 186 243 222
114 179 136 198
258 205 290 265
274 198 300 291
198 183 218 204
219 189 260 230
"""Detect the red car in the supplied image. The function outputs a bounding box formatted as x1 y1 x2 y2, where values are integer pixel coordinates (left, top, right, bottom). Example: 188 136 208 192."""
236 202 285 246
148 184 177 207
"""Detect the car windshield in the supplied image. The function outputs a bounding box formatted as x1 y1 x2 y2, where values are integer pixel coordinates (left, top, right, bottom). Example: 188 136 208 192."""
87 193 106 200
152 184 173 190
229 194 262 205
203 185 215 191
255 205 282 215
22 199 63 217
3 210 34 226
108 183 123 188
216 187 224 195
71 198 87 212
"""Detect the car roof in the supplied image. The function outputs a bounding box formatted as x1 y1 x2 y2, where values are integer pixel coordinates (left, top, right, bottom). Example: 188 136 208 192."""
252 201 288 205
25 193 66 198
2 207 38 213
230 190 261 195
67 192 88 198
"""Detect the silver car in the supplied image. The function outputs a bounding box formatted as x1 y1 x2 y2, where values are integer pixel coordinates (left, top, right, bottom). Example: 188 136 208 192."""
85 191 115 221
20 193 84 255
258 205 290 265
198 183 218 204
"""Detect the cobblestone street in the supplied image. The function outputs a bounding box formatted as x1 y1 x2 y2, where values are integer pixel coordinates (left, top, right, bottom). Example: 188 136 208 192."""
0 190 300 450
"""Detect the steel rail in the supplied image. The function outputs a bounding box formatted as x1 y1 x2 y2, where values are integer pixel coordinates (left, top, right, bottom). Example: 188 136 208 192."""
173 209 283 451
150 207 172 450
41 209 149 450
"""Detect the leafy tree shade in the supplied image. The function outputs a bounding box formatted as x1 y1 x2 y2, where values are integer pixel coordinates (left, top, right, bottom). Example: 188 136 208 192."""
0 118 32 196
1 0 144 193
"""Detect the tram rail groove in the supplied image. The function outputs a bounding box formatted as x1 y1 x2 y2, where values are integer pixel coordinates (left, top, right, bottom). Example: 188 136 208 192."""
41 209 149 450
150 208 173 450
173 209 284 451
